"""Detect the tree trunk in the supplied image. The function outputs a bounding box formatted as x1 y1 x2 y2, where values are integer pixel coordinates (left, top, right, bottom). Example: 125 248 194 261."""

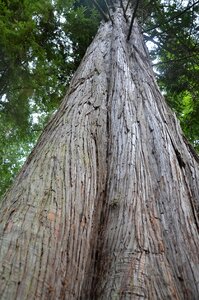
0 6 199 300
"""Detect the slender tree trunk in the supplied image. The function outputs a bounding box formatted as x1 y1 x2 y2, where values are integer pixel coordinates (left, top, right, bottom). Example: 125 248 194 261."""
0 6 198 300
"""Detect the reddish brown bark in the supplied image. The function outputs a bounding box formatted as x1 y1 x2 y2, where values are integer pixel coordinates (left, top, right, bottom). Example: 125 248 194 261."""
0 5 198 300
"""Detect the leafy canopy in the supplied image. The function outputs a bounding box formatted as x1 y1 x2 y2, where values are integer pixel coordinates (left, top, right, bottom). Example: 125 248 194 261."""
0 0 199 197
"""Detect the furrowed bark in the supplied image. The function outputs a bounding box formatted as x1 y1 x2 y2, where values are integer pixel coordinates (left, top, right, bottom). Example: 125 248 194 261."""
89 10 199 299
0 5 199 300
0 20 111 299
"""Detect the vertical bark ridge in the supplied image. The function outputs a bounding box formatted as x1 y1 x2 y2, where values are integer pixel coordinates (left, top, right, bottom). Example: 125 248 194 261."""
90 8 199 300
0 21 112 299
0 5 198 300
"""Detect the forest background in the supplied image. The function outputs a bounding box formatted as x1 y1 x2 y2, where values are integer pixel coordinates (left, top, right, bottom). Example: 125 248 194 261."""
0 0 199 198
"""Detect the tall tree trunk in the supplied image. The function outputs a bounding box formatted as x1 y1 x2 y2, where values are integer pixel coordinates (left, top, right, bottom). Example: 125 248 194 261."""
0 6 198 300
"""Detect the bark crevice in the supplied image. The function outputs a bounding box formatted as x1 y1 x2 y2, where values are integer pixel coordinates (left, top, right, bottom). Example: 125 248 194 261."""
0 6 198 300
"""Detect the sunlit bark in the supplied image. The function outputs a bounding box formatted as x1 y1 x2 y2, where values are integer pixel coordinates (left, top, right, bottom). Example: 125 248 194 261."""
0 6 198 300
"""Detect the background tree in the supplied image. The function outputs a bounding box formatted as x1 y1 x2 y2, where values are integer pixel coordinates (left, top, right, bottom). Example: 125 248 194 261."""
142 0 199 150
0 0 99 196
0 0 199 197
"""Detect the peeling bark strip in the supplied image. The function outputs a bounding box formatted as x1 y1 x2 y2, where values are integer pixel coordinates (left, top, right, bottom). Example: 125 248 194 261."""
0 5 199 300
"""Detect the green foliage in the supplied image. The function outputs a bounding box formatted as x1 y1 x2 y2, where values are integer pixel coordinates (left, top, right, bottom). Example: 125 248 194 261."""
142 0 199 149
0 110 37 197
0 0 199 197
0 0 100 198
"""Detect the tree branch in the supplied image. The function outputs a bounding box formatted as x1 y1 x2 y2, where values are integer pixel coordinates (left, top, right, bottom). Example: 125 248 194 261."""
125 0 131 12
104 0 114 23
127 0 140 41
93 0 109 22
143 0 199 33
152 54 199 67
120 0 127 21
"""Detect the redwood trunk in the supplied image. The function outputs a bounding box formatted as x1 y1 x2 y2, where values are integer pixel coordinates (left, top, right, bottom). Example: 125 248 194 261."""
0 6 199 300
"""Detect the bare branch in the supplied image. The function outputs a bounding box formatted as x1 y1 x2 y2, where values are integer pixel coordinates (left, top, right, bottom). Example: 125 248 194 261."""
125 0 131 12
127 0 140 41
93 0 109 22
104 0 114 23
120 0 127 21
